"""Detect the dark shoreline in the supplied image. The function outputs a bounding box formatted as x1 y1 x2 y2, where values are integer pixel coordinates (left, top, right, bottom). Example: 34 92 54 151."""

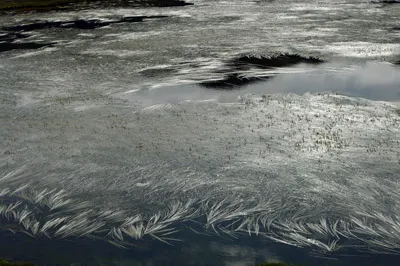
0 0 193 13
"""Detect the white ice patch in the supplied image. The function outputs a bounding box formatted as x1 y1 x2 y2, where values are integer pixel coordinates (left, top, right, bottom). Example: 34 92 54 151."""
17 93 40 107
123 89 141 94
73 104 97 112
11 47 59 59
115 31 164 40
322 42 400 58
80 49 151 57
288 4 340 12
77 33 96 38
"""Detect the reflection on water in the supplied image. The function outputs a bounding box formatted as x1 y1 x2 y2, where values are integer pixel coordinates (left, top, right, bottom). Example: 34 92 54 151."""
241 62 400 101
1 229 400 266
120 62 400 105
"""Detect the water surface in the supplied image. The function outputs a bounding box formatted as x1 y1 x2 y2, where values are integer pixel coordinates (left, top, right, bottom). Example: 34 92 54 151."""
1 0 400 265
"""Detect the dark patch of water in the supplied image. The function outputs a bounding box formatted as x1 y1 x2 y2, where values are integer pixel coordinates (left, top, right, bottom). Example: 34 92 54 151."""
0 42 54 52
230 54 324 70
0 32 51 53
1 226 400 266
198 54 324 90
2 16 168 32
0 0 192 14
200 73 272 89
0 32 29 42
372 0 400 4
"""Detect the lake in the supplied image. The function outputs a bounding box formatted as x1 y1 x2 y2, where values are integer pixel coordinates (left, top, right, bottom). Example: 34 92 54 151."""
0 0 400 265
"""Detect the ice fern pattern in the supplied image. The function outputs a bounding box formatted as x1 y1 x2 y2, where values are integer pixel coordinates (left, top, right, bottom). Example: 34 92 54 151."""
0 93 399 253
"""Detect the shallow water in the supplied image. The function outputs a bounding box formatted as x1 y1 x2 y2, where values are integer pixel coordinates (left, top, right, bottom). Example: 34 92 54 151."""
1 0 400 265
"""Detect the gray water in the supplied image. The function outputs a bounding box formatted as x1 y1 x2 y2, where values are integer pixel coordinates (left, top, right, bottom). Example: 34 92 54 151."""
1 0 400 265
1 0 400 93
